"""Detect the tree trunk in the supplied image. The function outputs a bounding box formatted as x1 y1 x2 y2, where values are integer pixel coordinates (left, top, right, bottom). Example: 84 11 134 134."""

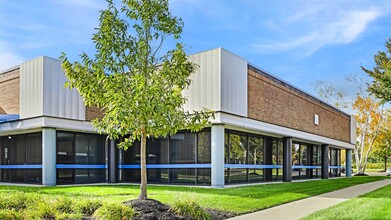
385 158 387 171
139 129 148 200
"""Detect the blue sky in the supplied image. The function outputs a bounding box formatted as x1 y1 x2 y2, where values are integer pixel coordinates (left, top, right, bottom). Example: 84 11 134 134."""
1 0 391 96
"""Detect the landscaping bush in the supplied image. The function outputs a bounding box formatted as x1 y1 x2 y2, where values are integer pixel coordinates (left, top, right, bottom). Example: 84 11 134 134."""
93 202 135 220
56 212 83 220
53 197 74 213
25 202 58 220
73 198 103 216
0 191 38 211
0 209 23 220
170 199 211 220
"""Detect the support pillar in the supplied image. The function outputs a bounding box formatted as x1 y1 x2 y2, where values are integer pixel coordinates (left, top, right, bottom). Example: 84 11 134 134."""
346 149 352 178
264 137 273 181
306 145 313 178
321 144 329 179
211 124 225 188
283 137 292 182
42 128 56 186
108 139 118 183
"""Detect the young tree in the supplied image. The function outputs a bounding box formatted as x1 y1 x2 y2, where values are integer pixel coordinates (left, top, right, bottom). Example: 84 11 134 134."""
364 38 391 102
313 76 386 174
353 96 385 174
60 0 212 200
372 114 391 171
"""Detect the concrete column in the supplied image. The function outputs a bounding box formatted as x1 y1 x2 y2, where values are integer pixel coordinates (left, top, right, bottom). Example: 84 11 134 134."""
211 124 225 188
283 137 292 182
264 137 273 181
108 139 118 183
346 149 352 178
42 128 56 186
321 144 329 179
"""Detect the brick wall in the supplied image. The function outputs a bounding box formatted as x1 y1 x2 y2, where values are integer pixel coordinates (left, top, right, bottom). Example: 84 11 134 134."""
0 68 20 114
248 66 351 143
85 105 104 121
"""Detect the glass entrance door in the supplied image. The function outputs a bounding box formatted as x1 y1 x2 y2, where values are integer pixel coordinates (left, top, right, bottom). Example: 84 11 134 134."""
1 137 11 182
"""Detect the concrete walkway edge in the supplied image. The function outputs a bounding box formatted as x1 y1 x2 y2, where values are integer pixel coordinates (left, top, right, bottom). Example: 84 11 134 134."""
229 179 391 220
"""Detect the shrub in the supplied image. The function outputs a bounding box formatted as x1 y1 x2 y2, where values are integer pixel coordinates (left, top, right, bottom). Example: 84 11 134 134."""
56 212 83 220
73 199 103 216
0 192 38 211
53 197 74 213
93 202 134 220
25 202 58 220
0 209 23 220
170 199 211 220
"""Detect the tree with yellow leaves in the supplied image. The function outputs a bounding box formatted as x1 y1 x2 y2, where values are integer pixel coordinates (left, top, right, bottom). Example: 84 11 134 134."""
353 95 385 174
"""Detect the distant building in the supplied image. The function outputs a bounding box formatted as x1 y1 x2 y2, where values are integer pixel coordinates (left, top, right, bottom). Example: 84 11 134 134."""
0 48 354 186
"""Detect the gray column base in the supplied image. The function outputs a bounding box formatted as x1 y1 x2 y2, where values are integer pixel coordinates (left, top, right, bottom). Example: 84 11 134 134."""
42 128 56 186
321 144 329 179
283 137 292 182
211 125 225 188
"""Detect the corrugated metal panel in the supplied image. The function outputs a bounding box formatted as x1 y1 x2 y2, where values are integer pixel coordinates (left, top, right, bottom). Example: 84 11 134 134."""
42 57 85 120
20 57 44 119
19 56 85 120
220 49 248 117
184 48 221 112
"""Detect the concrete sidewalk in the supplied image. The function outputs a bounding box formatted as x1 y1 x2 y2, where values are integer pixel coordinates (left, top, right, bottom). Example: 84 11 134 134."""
229 179 391 220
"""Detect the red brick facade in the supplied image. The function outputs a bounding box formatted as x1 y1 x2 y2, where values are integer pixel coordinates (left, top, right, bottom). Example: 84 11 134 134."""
0 68 20 114
85 105 104 121
248 66 351 143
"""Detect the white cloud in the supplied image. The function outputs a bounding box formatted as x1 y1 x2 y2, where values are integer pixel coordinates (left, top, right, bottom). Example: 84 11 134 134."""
253 5 384 56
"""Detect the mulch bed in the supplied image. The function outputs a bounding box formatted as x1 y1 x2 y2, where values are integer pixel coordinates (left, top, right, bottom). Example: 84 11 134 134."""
124 199 235 220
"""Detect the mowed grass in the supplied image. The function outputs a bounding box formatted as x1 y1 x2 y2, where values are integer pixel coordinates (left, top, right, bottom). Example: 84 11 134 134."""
302 181 391 220
0 176 388 214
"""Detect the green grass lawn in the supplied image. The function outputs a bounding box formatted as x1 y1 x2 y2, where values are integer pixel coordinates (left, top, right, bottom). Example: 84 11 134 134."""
302 182 391 220
0 176 388 214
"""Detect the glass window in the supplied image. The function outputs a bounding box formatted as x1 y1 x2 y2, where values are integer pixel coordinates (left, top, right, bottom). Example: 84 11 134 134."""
197 131 211 164
57 133 74 164
229 133 247 165
170 168 196 184
248 136 263 165
170 133 196 164
26 133 42 164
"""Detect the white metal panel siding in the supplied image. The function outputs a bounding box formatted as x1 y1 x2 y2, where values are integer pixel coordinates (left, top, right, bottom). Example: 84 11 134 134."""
220 49 248 117
184 48 221 112
20 57 44 119
350 115 357 144
42 57 85 120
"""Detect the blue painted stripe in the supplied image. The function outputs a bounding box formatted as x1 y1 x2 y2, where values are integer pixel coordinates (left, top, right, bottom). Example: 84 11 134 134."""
292 165 322 169
118 164 212 169
224 164 283 169
56 164 107 169
0 164 42 169
329 166 343 169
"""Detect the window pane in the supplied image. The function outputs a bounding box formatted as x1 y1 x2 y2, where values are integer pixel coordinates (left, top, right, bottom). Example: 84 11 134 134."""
170 133 196 164
229 134 247 164
12 136 25 164
26 133 42 164
75 134 89 164
57 133 74 164
197 131 211 164
26 169 41 183
248 136 263 165
197 168 211 185
170 168 195 184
